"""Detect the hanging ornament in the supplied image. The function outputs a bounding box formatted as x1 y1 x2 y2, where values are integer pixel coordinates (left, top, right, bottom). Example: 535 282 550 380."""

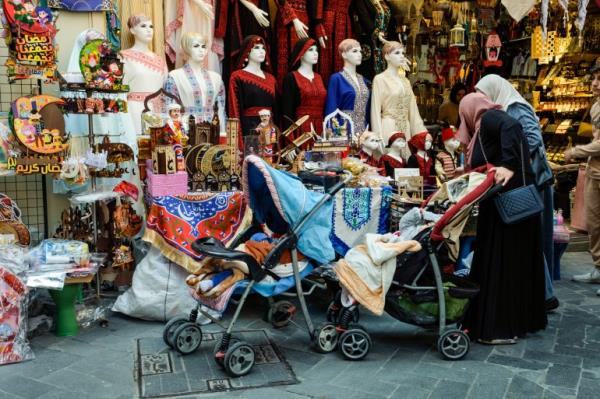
450 23 466 47
432 10 444 28
484 31 503 67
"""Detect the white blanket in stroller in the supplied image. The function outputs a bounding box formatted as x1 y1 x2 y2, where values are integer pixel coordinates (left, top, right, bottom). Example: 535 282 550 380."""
335 234 421 316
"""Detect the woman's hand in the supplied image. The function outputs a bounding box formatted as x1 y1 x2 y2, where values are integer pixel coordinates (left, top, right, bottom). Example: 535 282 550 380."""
491 166 514 186
191 0 214 19
292 18 309 39
240 0 270 27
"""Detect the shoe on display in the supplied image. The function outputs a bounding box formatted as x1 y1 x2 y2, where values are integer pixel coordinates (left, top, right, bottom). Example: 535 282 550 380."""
545 296 560 312
571 268 600 283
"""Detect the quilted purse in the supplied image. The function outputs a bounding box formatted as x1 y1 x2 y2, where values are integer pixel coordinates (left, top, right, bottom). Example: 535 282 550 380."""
478 133 543 225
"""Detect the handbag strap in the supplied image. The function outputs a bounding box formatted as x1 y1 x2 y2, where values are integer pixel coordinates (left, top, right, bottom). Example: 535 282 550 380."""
476 129 526 187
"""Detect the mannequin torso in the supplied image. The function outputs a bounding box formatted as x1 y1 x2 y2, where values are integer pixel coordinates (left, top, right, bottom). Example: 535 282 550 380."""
381 149 405 177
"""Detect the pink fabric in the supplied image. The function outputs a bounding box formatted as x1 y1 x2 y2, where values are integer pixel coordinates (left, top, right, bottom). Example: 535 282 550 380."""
457 92 502 168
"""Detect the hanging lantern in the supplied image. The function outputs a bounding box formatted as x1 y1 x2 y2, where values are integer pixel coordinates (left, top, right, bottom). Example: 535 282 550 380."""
432 10 444 28
484 31 503 67
470 14 478 34
450 23 466 47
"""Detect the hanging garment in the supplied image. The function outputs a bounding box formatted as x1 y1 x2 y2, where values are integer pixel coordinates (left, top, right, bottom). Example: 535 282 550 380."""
351 0 392 79
317 0 353 83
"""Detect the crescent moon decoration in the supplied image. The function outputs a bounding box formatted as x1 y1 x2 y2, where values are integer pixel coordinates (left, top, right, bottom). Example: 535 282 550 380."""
11 95 68 155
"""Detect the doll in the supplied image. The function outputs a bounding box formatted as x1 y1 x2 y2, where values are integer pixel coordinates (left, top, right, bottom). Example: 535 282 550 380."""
255 109 280 164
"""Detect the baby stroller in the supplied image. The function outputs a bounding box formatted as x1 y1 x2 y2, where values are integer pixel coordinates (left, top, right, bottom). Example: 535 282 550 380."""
325 168 502 361
162 155 351 377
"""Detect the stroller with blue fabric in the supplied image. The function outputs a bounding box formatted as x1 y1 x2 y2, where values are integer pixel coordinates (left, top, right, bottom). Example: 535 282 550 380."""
161 155 351 377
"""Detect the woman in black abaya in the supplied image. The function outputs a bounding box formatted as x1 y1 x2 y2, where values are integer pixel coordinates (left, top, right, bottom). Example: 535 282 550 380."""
457 92 547 344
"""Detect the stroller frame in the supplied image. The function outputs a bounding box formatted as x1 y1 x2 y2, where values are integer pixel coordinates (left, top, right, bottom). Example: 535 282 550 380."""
162 170 351 377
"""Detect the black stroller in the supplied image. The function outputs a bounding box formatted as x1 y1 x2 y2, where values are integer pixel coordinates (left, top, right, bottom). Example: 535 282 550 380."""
161 155 351 377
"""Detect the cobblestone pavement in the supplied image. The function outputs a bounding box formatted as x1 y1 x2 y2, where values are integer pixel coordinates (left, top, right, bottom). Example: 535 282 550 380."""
1 252 600 399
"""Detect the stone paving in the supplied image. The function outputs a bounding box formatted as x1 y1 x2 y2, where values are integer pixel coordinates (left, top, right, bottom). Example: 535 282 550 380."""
1 252 600 399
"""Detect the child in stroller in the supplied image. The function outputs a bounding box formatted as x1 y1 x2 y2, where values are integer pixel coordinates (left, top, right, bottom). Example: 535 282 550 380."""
161 155 352 377
325 168 500 361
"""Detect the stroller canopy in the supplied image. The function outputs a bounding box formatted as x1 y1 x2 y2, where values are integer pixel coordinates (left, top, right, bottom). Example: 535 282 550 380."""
242 155 335 265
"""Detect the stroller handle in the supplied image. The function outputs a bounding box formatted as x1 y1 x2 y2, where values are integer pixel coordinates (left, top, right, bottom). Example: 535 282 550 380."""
326 170 354 197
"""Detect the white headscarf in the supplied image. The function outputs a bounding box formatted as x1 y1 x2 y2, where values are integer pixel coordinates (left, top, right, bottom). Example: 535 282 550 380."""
475 74 534 112
62 29 105 83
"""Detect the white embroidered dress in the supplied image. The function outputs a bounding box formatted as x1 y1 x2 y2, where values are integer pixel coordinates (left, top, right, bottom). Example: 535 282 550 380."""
120 49 168 135
164 63 226 134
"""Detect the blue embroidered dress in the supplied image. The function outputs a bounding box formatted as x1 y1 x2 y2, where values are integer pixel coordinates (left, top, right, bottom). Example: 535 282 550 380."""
325 70 371 138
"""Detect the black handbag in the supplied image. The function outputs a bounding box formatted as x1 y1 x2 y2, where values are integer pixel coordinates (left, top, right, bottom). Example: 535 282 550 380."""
478 134 544 225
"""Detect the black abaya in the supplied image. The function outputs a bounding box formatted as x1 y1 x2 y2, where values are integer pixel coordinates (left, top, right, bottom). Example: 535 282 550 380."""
465 109 547 341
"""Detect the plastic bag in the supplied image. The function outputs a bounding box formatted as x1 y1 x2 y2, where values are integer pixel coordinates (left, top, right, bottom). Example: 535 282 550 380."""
0 266 34 365
112 246 197 321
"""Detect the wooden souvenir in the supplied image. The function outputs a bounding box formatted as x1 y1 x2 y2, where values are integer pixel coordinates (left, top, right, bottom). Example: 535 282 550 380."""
152 145 177 175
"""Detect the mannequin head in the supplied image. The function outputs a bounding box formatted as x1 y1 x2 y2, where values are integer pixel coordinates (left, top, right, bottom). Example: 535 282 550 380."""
383 41 410 71
387 132 407 153
180 32 208 64
441 127 460 152
290 38 318 70
238 35 269 70
409 132 433 154
339 39 362 67
359 131 383 153
127 15 153 46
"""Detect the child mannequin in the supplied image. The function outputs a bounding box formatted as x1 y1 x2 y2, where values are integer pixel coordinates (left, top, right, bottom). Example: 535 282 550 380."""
407 131 436 185
381 131 407 177
358 130 384 171
435 127 463 182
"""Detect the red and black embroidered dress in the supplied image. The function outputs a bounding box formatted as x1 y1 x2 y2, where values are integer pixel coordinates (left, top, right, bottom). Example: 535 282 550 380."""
228 70 278 148
359 150 384 175
316 0 353 83
281 70 327 135
407 153 436 185
381 154 405 177
215 0 271 81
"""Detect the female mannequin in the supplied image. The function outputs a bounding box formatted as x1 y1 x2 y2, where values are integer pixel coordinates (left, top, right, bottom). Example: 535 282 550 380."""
165 0 222 72
164 32 226 135
407 131 436 185
435 127 463 182
358 130 384 171
281 38 327 135
325 39 371 142
381 131 406 177
228 35 277 149
215 1 271 78
371 41 427 158
120 15 168 135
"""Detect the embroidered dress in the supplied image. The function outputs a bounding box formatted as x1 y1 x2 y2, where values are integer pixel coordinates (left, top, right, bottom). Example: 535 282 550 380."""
228 69 277 147
325 70 370 140
215 0 271 80
120 49 168 135
281 70 327 134
407 153 436 186
164 0 223 72
371 72 427 157
351 0 392 79
274 0 310 85
164 63 226 134
358 149 384 171
381 153 405 177
317 0 353 83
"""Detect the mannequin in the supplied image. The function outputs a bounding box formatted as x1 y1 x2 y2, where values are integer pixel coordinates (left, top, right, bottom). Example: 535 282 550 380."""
407 131 436 186
165 0 222 72
120 15 168 135
435 127 463 183
370 41 427 158
215 0 271 78
358 130 384 171
228 35 277 149
325 39 371 143
117 0 165 58
381 131 407 177
164 32 226 135
317 0 354 83
281 38 327 135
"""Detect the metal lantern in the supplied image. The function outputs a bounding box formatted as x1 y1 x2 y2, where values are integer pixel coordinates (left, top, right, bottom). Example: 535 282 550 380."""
432 10 444 28
484 31 503 67
450 23 466 47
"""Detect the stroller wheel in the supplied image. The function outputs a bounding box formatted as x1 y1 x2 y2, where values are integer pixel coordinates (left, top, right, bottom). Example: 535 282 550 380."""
313 323 339 353
173 322 203 355
327 293 360 324
267 300 296 328
213 337 240 368
163 316 189 348
224 342 256 377
339 326 371 361
437 329 470 361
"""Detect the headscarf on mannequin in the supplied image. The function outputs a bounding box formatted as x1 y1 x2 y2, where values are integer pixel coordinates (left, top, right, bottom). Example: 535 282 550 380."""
458 92 502 166
236 35 271 72
289 38 317 71
408 132 431 154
